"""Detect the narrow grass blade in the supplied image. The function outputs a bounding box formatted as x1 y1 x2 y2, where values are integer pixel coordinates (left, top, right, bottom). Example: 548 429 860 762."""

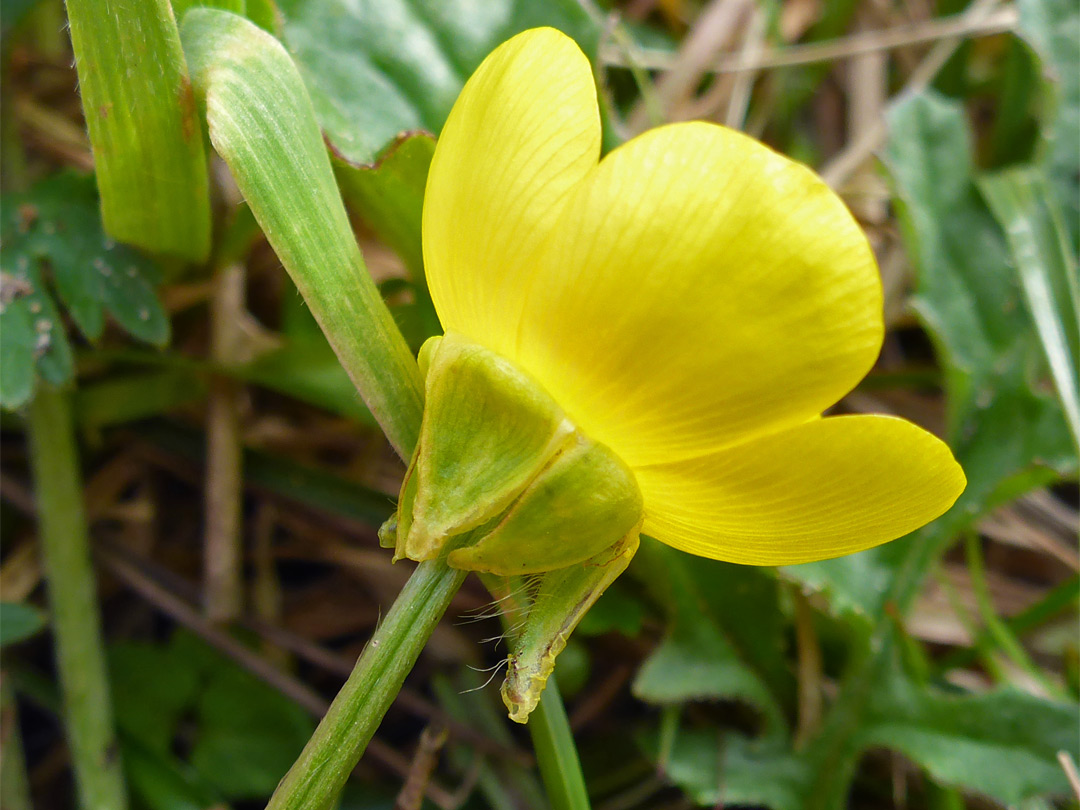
65 0 210 262
180 8 424 458
979 166 1080 452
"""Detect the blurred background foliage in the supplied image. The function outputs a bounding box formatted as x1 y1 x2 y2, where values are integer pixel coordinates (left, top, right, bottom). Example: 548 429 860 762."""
0 0 1077 808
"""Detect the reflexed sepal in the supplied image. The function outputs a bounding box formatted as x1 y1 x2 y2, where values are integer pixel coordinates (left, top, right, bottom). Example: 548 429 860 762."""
389 332 644 576
488 530 640 724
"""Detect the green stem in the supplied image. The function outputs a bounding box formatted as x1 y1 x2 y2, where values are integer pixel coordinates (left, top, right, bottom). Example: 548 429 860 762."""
266 559 467 810
0 679 33 810
933 566 1006 683
179 14 592 807
802 508 986 807
27 386 128 810
530 677 591 810
936 574 1079 672
964 532 1067 700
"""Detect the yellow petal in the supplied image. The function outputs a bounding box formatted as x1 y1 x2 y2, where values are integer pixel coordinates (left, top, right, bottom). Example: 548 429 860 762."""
635 415 966 565
512 122 882 468
423 28 601 356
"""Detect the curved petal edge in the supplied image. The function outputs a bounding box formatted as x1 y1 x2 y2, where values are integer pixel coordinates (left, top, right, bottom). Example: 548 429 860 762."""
423 27 601 359
636 415 966 565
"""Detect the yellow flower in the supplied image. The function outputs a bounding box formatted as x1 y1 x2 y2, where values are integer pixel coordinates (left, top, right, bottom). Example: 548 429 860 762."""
412 27 965 568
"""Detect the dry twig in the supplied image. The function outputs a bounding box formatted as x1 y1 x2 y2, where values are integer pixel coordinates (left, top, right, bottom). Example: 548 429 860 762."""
820 0 1005 188
601 5 1017 74
205 263 247 622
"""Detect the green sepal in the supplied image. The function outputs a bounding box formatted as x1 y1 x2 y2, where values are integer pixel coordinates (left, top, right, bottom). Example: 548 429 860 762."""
397 332 574 561
486 530 641 724
391 332 645 578
376 514 397 549
416 333 442 379
384 332 647 722
448 434 642 575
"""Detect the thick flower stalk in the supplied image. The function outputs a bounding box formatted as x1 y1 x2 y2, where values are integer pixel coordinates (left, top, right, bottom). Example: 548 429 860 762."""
384 28 965 722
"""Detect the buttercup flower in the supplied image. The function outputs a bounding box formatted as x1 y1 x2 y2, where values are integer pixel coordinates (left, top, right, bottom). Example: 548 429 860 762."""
384 27 966 719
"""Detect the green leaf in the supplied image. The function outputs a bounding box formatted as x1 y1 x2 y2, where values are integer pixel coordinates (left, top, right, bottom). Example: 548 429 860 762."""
287 0 601 307
11 174 169 345
123 737 227 810
979 166 1080 450
0 173 171 409
75 370 207 432
1 0 40 41
0 285 39 409
181 7 424 459
190 660 314 799
630 540 789 739
0 234 75 407
641 728 808 810
861 665 1080 804
67 0 211 261
575 581 645 637
111 631 314 801
237 338 377 425
1017 0 1080 248
334 133 434 278
111 639 205 754
276 0 600 167
984 37 1043 168
334 135 443 349
782 547 900 625
0 601 46 646
244 0 282 34
887 91 1076 491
